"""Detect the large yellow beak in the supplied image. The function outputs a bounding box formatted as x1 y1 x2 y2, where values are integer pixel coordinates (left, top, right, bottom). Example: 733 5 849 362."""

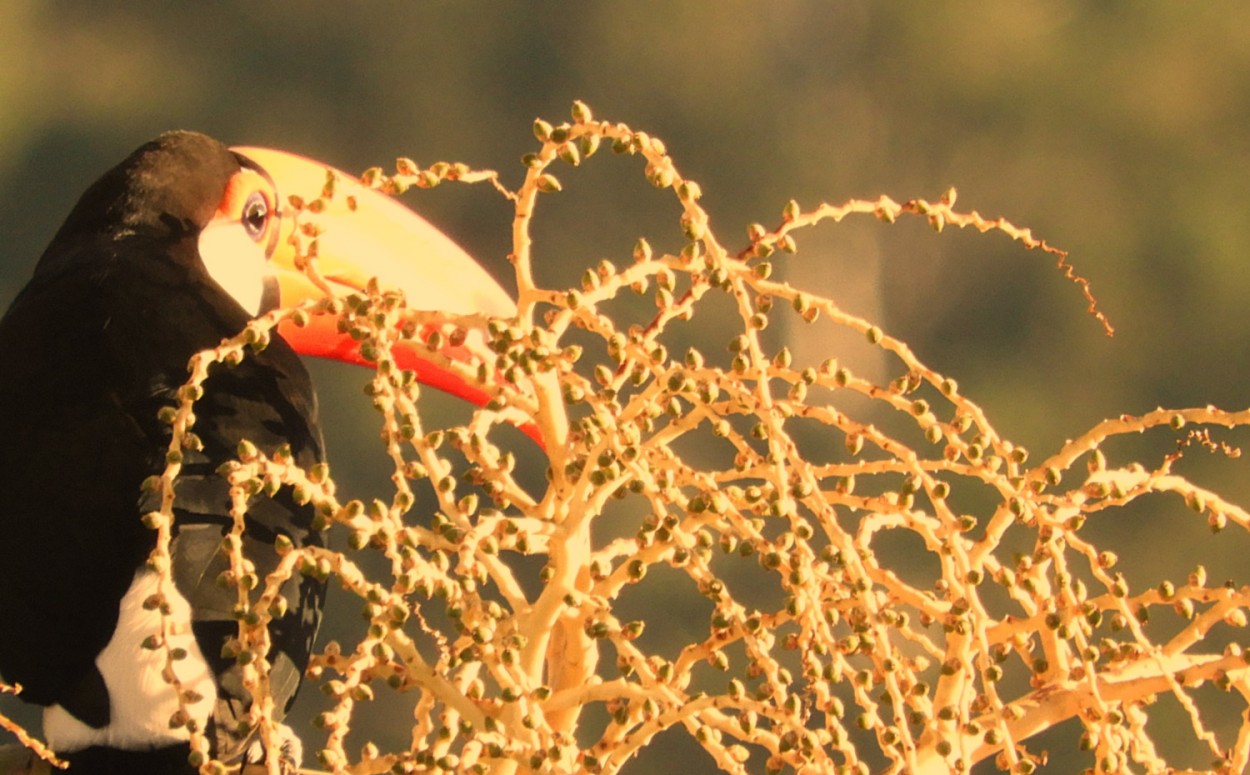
230 146 515 409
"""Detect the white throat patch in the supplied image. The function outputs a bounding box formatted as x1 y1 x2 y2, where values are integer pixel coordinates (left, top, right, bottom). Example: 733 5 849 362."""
197 220 270 317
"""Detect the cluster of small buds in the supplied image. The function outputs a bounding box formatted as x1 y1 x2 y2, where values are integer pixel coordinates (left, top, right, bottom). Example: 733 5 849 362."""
360 158 503 198
9 105 1248 775
474 105 1250 774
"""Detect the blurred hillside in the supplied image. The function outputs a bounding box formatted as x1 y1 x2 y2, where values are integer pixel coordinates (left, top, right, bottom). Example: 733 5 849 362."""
2 3 1249 772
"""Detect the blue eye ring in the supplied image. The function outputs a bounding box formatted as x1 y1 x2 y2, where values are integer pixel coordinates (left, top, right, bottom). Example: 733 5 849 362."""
242 191 269 241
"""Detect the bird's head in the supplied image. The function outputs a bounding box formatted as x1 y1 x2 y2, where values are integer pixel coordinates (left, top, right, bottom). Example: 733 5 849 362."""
61 130 517 412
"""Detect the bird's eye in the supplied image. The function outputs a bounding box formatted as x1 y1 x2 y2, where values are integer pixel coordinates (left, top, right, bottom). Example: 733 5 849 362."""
242 191 269 241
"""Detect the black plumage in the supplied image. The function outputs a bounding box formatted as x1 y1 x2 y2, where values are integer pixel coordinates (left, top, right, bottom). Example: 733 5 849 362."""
0 133 324 772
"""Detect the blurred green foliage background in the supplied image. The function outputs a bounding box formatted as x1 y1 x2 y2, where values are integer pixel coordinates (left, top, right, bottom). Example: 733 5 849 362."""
2 3 1250 771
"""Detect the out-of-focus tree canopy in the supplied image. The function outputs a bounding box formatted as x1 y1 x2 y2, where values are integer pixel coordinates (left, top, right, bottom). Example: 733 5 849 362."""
2 3 1249 772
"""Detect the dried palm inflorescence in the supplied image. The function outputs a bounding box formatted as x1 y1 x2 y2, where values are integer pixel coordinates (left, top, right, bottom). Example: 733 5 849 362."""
6 103 1250 775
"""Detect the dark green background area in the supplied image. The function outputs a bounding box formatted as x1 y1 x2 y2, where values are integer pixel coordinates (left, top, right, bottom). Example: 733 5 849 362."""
2 3 1249 772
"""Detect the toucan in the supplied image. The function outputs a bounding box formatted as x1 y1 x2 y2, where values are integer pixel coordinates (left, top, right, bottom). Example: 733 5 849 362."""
0 132 515 772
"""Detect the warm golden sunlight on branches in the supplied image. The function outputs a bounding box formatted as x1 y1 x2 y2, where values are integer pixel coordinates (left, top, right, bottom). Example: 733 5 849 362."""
6 104 1250 775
